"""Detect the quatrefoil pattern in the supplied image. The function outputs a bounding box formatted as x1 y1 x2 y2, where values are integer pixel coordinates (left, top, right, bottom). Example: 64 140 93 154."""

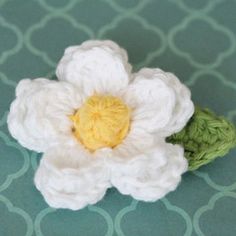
0 0 236 235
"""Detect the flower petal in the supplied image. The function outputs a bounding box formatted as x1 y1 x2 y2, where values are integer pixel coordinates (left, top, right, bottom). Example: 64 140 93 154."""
94 122 155 164
114 125 155 158
34 145 111 210
7 78 82 152
56 40 131 97
125 68 194 136
110 140 188 201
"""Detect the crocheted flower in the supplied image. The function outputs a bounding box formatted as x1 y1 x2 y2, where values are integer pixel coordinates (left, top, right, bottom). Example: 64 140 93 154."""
8 40 194 210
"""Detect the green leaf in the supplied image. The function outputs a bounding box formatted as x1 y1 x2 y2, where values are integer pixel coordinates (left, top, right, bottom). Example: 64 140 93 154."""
167 107 236 171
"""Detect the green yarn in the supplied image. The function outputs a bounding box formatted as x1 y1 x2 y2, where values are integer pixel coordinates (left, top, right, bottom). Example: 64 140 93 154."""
167 107 236 171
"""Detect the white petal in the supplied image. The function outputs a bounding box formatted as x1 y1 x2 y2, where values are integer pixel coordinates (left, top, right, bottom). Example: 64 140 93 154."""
56 40 131 97
94 122 155 164
63 40 130 68
110 140 188 201
7 78 82 152
125 68 194 136
34 145 111 210
113 125 155 159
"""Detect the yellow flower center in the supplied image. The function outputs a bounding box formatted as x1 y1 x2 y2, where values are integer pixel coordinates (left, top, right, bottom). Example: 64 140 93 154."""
70 95 131 151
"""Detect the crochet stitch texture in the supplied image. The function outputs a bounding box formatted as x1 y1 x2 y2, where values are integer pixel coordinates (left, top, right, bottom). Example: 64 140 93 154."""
168 107 236 170
69 94 131 151
8 40 194 210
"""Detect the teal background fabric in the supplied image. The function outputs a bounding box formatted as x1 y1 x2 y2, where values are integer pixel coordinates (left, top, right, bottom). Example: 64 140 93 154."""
0 0 236 235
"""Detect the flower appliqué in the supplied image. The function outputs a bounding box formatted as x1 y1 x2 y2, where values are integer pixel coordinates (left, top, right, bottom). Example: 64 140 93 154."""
8 40 194 210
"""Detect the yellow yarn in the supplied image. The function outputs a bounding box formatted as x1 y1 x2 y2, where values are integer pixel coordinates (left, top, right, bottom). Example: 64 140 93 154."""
70 95 131 151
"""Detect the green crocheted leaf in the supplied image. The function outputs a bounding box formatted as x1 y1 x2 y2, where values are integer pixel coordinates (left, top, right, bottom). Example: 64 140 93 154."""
167 107 236 171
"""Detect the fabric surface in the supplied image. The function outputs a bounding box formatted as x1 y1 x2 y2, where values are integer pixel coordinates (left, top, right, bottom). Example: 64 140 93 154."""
0 0 236 235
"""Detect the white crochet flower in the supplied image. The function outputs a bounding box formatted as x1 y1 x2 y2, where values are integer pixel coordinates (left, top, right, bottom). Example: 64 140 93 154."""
8 40 194 210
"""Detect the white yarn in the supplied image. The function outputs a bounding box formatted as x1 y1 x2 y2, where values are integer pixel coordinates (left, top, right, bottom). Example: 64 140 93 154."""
124 68 194 137
7 40 194 210
56 40 132 97
110 140 187 201
62 40 131 73
7 78 82 152
34 145 111 210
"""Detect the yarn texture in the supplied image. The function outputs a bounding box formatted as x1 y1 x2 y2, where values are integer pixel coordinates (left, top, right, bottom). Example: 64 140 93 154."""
8 40 194 210
168 107 236 171
70 94 131 151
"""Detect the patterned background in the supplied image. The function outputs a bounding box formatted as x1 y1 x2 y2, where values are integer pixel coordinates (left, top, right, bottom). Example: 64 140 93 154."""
0 0 236 235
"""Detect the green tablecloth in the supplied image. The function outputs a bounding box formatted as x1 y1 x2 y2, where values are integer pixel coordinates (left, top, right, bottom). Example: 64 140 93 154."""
0 0 236 235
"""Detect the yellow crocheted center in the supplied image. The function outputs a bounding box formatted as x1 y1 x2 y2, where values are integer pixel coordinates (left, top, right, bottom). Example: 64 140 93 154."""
70 95 131 151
